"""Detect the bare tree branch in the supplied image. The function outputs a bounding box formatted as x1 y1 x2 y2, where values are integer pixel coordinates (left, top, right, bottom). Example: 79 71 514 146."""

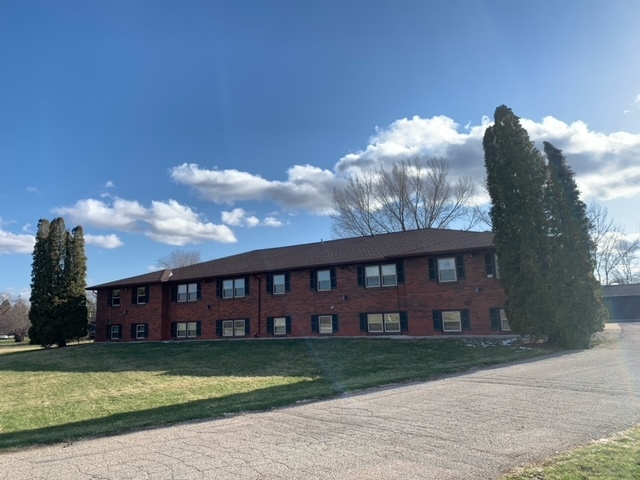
156 250 202 269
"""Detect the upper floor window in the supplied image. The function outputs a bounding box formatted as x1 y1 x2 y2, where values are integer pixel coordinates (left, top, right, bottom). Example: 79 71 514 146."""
429 255 465 283
111 289 121 307
136 286 147 305
223 278 245 298
310 268 336 291
485 252 500 279
177 283 199 302
267 273 290 295
359 262 403 288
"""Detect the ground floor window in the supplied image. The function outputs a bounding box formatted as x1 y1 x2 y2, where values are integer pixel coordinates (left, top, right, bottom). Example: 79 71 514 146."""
131 323 148 340
266 316 291 336
433 309 470 333
490 308 511 332
109 324 122 340
360 312 407 333
221 319 248 337
173 321 201 338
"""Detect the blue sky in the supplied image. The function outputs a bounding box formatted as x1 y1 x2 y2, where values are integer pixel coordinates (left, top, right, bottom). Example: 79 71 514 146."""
1 0 640 296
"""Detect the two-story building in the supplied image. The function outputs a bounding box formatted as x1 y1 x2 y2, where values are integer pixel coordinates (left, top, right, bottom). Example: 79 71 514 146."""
89 228 511 342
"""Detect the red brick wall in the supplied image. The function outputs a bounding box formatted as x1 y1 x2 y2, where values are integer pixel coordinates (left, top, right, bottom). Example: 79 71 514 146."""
94 251 508 342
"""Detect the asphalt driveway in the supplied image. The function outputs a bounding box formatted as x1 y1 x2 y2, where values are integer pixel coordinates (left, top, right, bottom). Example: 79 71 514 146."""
2 323 640 479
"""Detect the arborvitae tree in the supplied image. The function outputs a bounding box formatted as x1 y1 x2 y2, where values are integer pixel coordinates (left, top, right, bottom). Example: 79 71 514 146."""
483 106 554 338
28 218 88 347
543 142 606 347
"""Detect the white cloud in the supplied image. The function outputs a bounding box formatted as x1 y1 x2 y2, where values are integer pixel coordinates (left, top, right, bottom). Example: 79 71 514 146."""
26 186 42 196
221 208 282 228
54 197 237 246
0 229 35 254
635 94 640 107
22 223 31 233
171 163 340 215
84 234 124 249
105 180 115 188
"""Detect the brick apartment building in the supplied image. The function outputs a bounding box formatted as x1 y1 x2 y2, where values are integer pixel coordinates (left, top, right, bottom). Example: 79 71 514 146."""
89 228 511 342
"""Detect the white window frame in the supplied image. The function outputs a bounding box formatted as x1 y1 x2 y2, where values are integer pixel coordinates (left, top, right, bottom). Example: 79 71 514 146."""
318 315 333 334
500 309 510 331
437 257 457 283
367 313 384 332
273 317 287 335
136 286 147 305
365 266 380 287
111 289 121 307
317 270 331 291
222 319 246 337
384 313 401 332
381 264 397 286
273 274 286 295
176 321 198 338
177 283 198 303
442 310 462 332
110 325 120 340
365 264 397 288
136 324 146 339
495 254 500 279
186 321 198 338
223 278 245 299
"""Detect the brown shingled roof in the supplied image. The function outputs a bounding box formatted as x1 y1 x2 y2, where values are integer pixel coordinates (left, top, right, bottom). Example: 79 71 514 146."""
88 228 495 289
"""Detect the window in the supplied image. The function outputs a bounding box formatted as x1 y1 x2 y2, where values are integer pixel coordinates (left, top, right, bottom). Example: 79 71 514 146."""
111 289 121 307
273 317 286 335
273 274 285 294
136 286 147 305
318 315 333 334
485 252 500 279
174 321 200 338
429 255 465 283
433 309 470 333
223 278 245 298
437 258 457 282
442 311 462 332
222 319 246 337
110 324 122 340
364 264 397 288
133 323 148 340
362 313 406 333
317 270 331 291
490 308 510 332
177 283 198 302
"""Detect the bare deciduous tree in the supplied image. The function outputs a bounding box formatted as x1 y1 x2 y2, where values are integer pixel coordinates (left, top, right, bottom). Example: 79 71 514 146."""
0 293 30 337
156 250 202 269
588 202 640 285
331 157 483 238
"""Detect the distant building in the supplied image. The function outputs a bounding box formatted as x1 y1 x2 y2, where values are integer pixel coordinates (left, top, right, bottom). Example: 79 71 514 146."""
88 228 511 342
601 284 640 322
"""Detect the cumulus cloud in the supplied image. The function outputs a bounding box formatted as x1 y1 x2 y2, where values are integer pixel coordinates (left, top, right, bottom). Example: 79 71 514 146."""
221 208 282 228
171 164 341 215
84 233 124 249
54 197 237 246
0 228 35 254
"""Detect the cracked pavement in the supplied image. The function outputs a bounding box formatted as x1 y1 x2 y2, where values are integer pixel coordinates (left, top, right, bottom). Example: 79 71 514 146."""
2 323 639 479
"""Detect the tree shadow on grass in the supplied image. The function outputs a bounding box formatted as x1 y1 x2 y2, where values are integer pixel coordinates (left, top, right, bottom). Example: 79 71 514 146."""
0 378 334 451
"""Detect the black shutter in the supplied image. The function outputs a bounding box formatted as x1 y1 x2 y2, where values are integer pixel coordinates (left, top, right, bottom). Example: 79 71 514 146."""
490 308 500 330
266 274 273 294
432 311 442 331
330 268 337 289
171 285 177 302
131 324 136 339
106 325 111 340
197 282 202 300
311 315 319 333
396 261 405 284
145 286 150 304
359 313 367 332
310 271 316 291
461 310 471 330
117 325 122 338
456 255 466 279
400 312 408 332
244 277 250 296
216 320 222 336
485 252 495 278
131 288 136 304
357 265 364 287
332 314 339 333
285 273 291 292
428 258 437 281
144 323 149 338
196 321 202 337
245 318 250 335
107 290 112 306
286 316 292 334
216 280 222 298
171 322 177 338
266 317 274 334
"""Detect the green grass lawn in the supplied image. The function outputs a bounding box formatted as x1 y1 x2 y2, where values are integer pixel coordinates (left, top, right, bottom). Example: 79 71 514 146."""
0 337 544 450
503 426 640 480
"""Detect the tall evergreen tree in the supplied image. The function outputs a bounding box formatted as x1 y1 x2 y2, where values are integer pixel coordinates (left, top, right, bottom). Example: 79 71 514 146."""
543 142 606 347
483 106 554 338
28 218 88 347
